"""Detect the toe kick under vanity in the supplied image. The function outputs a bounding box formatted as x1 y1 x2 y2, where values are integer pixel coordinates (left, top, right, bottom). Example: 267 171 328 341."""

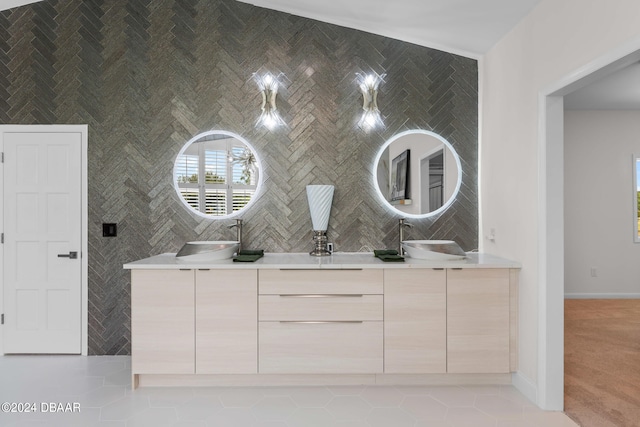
124 252 520 389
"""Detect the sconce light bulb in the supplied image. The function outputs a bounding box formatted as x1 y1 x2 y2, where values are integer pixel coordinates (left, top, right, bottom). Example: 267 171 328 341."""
364 74 376 88
364 112 377 128
262 112 279 130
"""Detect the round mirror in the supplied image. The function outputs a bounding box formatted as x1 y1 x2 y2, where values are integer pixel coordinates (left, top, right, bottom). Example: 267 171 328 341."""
374 129 462 218
173 130 262 219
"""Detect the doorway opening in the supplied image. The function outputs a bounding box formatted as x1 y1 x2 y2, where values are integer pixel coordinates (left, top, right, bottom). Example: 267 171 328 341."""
540 45 640 410
420 149 445 213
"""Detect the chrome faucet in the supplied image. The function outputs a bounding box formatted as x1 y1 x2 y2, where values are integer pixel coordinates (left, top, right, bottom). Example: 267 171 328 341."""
228 219 243 252
398 218 413 255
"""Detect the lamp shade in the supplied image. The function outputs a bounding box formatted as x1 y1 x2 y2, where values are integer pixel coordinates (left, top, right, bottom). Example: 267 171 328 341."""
306 185 334 231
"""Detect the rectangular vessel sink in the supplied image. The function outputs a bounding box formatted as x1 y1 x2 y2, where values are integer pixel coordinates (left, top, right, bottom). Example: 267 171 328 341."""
176 241 239 261
401 240 466 260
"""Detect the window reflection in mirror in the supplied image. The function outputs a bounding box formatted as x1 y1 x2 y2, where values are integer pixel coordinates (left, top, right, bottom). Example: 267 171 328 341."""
374 130 462 218
174 131 261 218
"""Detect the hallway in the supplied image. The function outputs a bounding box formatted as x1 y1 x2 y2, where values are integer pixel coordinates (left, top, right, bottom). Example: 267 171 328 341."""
565 299 640 426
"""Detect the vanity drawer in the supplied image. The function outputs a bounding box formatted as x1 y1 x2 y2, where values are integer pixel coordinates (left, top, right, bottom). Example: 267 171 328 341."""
258 321 383 374
259 269 383 295
259 294 383 321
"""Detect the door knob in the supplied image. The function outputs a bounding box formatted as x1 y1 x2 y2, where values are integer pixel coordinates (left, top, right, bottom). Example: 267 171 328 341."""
57 251 78 259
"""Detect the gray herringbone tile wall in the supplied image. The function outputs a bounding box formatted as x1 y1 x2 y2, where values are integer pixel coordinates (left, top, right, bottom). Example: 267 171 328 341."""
0 0 478 355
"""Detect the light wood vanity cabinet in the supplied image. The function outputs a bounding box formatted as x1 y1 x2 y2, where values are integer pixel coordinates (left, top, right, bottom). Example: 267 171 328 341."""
131 268 258 381
384 268 517 375
129 261 518 386
447 268 511 373
384 269 447 373
131 269 195 375
195 270 257 374
258 269 384 374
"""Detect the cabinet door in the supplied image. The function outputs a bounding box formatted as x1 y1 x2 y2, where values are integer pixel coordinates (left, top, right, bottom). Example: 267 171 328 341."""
131 269 195 374
384 269 446 373
196 269 257 374
447 269 510 373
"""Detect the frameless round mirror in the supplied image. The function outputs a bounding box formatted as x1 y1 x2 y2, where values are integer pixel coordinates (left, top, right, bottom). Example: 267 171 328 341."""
173 130 262 219
374 129 462 218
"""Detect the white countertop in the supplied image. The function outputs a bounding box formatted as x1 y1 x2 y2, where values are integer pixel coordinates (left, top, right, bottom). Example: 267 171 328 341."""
123 252 521 270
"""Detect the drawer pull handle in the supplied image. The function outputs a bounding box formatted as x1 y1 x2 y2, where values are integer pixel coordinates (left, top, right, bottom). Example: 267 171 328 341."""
278 268 364 271
279 321 364 324
279 294 364 298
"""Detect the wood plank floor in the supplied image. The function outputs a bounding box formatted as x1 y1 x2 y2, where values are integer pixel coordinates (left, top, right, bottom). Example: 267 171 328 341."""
565 299 640 427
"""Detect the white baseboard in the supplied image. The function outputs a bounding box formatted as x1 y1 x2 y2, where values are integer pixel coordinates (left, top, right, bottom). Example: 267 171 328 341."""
565 293 640 299
512 371 537 406
135 373 513 389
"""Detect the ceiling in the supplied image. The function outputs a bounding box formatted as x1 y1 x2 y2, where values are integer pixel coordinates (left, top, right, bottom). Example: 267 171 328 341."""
3 0 638 110
236 0 542 58
564 62 640 110
2 0 542 57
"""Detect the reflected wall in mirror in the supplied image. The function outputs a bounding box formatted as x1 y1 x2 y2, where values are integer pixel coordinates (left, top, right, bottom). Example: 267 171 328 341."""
634 155 640 242
173 130 262 219
390 149 410 201
374 130 462 218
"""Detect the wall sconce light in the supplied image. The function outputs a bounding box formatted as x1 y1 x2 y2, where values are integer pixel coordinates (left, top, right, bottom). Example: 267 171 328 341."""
356 72 386 130
253 72 285 130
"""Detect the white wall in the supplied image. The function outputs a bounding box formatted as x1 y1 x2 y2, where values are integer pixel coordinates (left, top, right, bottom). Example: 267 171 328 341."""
564 110 640 297
482 0 640 408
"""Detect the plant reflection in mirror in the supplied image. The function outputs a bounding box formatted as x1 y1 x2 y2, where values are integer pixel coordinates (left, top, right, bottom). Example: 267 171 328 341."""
232 148 257 185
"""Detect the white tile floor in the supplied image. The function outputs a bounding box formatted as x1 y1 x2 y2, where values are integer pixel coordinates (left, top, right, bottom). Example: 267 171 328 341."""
0 356 578 427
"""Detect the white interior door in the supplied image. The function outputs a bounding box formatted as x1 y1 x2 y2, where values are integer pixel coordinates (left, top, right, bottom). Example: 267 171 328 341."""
2 128 84 354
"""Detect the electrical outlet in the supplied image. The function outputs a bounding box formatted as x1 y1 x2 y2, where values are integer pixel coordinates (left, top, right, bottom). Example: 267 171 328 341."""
327 242 334 253
590 267 597 277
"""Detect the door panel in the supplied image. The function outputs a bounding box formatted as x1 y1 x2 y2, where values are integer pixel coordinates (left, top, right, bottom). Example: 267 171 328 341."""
447 269 510 373
196 270 257 374
3 131 83 354
131 270 195 374
16 290 38 330
384 269 447 373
